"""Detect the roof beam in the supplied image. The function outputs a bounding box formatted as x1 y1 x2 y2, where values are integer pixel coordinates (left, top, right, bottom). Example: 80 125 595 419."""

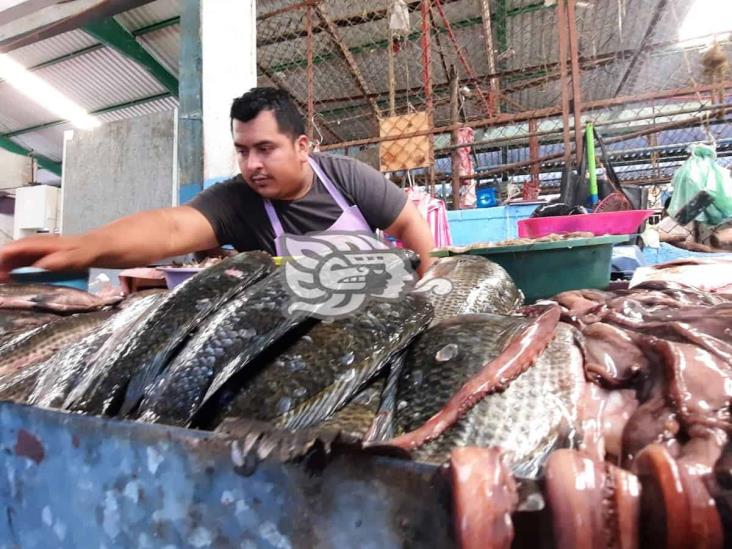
0 135 61 175
0 16 180 86
1 92 172 137
83 17 178 97
0 1 59 26
0 0 157 52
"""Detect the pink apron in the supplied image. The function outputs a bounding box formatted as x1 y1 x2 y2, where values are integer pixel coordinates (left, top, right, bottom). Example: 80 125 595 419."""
263 156 373 256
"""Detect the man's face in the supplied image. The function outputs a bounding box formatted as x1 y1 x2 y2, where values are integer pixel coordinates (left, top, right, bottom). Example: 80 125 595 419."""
233 110 309 200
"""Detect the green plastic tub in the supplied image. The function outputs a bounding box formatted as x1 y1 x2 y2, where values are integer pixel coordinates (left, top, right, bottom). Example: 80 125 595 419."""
433 235 627 302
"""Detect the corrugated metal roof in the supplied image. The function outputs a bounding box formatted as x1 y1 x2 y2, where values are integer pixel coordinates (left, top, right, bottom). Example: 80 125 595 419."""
6 30 98 69
137 25 180 76
115 0 180 32
95 96 178 123
9 126 68 162
34 48 167 114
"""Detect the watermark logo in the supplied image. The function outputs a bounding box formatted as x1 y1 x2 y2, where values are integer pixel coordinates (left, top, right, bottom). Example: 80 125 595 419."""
280 232 417 319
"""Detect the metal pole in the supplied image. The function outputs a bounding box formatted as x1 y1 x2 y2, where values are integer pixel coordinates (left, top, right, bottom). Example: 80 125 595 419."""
556 0 571 166
177 0 203 197
478 0 499 114
306 1 314 140
525 118 540 200
388 20 396 116
420 0 434 118
450 67 461 209
566 0 584 162
420 0 435 190
432 0 493 117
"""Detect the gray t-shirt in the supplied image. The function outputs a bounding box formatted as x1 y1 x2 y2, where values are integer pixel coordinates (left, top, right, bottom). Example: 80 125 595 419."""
189 152 407 255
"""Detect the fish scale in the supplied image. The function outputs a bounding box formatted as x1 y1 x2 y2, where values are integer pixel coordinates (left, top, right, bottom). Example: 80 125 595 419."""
395 315 585 477
0 311 113 377
0 283 121 313
418 256 523 324
30 293 164 409
136 271 310 427
201 294 432 431
66 252 274 417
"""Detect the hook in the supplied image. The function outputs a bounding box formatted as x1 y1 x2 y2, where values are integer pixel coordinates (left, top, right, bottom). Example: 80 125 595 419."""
310 116 324 149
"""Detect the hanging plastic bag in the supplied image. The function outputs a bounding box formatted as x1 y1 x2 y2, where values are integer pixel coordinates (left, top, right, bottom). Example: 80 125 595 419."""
668 144 732 225
389 0 411 37
388 178 453 249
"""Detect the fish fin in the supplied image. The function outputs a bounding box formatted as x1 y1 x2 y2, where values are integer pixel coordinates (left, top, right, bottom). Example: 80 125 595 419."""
365 351 407 442
216 417 361 465
119 325 199 418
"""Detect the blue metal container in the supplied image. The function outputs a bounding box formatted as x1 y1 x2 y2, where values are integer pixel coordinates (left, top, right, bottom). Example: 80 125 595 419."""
0 403 454 548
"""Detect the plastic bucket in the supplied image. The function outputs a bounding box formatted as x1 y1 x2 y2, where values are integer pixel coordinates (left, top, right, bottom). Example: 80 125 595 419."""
476 187 498 208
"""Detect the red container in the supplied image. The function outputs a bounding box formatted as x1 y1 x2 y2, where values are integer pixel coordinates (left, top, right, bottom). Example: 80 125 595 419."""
517 209 654 238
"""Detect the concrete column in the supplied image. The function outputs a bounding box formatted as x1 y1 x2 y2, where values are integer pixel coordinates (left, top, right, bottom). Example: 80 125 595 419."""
178 0 256 202
201 0 257 181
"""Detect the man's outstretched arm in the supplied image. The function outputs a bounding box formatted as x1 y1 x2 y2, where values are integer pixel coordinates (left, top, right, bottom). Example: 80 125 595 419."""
0 206 219 281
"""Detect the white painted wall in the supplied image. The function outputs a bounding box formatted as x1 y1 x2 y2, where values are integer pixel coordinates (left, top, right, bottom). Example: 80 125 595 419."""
0 148 32 189
201 0 257 180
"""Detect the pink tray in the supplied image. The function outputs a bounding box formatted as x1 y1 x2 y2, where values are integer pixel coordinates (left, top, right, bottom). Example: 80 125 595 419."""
517 209 654 238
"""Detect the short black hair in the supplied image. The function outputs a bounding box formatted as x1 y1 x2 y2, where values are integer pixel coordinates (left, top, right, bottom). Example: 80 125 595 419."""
230 87 306 140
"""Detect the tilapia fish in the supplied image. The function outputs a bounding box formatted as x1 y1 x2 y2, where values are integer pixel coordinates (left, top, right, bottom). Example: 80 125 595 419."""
0 311 113 378
136 271 311 426
416 255 523 324
69 251 274 417
0 310 60 336
0 360 48 402
30 293 164 410
392 314 585 476
0 283 121 313
201 294 433 432
317 377 386 439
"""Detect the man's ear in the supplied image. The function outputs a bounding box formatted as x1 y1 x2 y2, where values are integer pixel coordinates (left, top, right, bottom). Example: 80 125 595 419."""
296 135 310 159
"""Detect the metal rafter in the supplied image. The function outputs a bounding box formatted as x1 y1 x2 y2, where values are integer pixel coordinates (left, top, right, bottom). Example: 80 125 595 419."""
432 0 492 117
313 3 380 120
613 0 668 97
257 64 344 143
0 135 61 175
1 92 171 138
83 17 178 97
0 17 180 87
0 0 157 51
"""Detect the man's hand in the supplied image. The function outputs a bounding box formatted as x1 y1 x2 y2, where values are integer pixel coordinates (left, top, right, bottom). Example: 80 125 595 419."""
385 200 436 277
0 206 219 282
0 234 99 282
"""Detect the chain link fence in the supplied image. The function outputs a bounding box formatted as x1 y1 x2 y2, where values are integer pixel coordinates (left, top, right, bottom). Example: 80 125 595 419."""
256 0 732 209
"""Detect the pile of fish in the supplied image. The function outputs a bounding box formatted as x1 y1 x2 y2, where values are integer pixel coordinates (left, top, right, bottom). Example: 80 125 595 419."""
1 249 732 548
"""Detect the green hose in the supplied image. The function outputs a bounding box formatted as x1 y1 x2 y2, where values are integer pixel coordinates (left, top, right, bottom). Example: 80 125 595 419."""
586 122 598 206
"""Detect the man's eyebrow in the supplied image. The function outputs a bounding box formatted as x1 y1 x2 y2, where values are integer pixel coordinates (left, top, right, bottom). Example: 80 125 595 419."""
234 140 275 148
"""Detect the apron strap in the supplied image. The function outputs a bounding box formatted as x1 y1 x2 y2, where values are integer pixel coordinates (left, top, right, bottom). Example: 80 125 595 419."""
264 156 360 241
263 199 285 238
307 156 352 212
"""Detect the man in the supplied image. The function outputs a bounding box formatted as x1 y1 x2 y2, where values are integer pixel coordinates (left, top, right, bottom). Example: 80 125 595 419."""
0 87 435 279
